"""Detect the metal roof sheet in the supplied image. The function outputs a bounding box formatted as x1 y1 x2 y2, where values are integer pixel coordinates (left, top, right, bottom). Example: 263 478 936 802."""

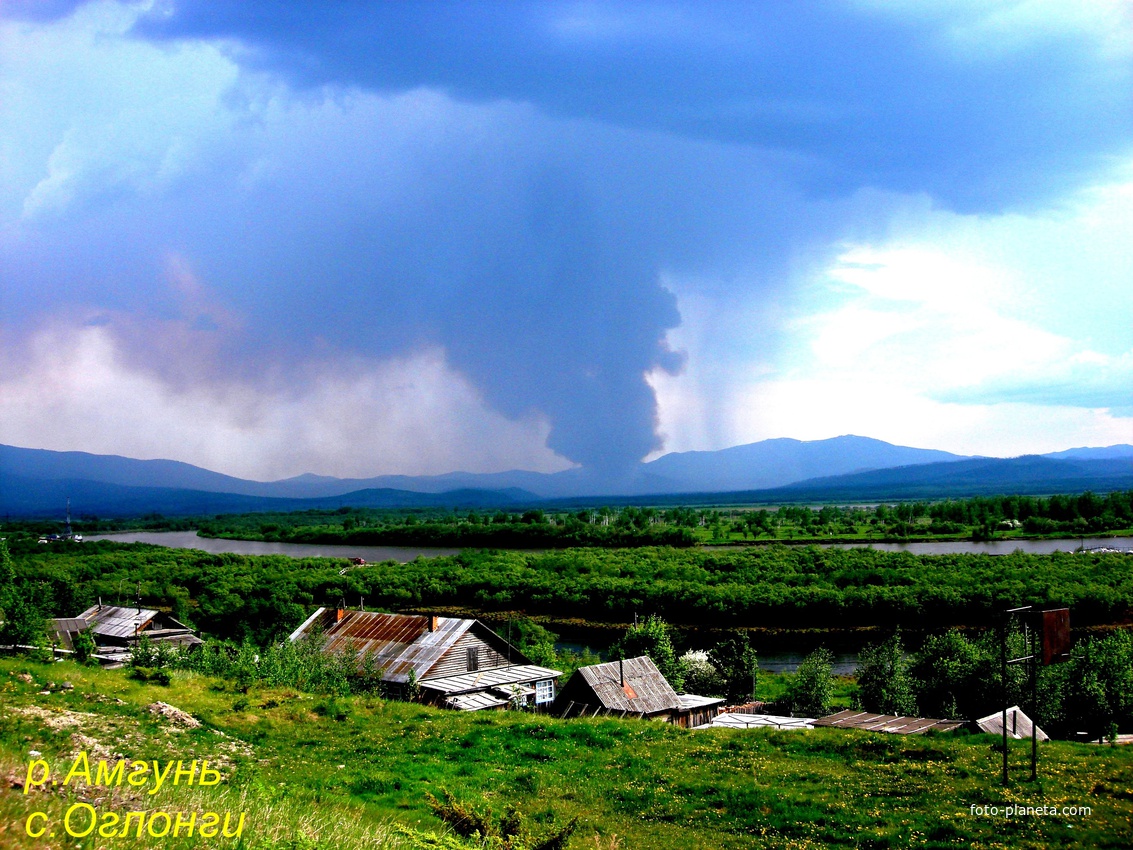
77 605 158 639
447 692 509 711
48 618 88 651
813 710 963 735
418 664 561 695
677 694 726 710
695 713 815 730
51 617 89 633
576 656 679 715
976 706 1049 742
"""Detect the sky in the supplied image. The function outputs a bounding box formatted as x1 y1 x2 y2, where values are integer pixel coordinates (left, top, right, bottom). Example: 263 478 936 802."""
1 0 1131 482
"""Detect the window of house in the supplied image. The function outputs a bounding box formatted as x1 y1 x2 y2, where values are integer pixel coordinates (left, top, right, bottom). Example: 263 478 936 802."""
466 647 479 671
535 679 554 704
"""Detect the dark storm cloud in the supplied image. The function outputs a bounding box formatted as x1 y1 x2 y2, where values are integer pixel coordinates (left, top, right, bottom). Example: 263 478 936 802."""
135 0 1133 212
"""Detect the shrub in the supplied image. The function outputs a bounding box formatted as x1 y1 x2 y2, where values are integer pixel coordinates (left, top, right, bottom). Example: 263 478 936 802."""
855 633 917 716
783 648 834 717
72 628 98 665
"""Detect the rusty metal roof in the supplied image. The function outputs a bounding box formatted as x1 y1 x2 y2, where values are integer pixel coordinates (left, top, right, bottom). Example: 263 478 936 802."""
77 605 157 639
574 656 679 715
813 710 963 735
292 609 476 683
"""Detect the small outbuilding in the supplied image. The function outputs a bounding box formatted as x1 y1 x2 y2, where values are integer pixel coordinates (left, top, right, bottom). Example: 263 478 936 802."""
555 656 724 727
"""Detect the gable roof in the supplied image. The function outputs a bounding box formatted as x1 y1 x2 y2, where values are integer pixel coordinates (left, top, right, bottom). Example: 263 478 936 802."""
573 656 680 714
289 609 526 684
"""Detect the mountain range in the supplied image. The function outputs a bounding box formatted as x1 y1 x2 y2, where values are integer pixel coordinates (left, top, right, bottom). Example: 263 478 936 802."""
2 437 1131 517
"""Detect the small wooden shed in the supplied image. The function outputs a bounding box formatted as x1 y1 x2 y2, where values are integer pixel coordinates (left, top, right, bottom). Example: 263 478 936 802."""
555 656 723 727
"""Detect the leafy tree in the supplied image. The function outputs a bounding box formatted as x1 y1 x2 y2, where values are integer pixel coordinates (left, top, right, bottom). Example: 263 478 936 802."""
855 633 917 716
709 635 760 703
0 541 47 650
1063 631 1133 740
611 614 684 691
0 538 12 606
910 630 987 720
0 591 46 649
783 648 834 717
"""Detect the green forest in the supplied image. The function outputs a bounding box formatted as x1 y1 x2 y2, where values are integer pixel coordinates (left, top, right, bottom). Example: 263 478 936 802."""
198 489 1133 547
22 489 1133 548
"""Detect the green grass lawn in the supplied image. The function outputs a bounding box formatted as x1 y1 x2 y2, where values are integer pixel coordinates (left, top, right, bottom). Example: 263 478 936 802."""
3 657 1131 849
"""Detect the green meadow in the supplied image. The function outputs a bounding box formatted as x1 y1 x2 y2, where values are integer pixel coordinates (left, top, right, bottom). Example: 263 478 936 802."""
3 657 1131 850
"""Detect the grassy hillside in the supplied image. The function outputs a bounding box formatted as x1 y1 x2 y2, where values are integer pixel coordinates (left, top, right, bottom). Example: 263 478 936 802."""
3 657 1132 849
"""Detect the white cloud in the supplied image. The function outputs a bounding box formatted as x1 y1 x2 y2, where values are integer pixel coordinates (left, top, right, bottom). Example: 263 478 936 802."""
651 176 1133 456
0 324 570 480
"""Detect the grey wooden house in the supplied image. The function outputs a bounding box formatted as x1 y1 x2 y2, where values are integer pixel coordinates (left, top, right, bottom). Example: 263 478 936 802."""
289 608 560 711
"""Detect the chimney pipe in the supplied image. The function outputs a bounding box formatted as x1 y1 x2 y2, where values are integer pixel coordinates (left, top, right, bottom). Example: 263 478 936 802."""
335 607 345 623
430 615 439 632
619 658 624 687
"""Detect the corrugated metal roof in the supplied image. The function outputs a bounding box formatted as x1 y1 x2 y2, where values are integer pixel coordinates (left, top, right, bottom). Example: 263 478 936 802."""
78 605 157 639
977 706 1049 742
292 609 475 683
418 664 561 695
576 656 679 714
813 710 963 735
51 617 89 633
49 618 88 651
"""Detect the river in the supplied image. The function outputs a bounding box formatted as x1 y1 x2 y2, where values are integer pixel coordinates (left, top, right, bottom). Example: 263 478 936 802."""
85 530 462 562
86 530 1132 561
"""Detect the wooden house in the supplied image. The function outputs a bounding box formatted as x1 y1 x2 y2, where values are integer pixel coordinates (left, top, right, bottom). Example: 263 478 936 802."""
555 656 723 727
289 608 561 711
